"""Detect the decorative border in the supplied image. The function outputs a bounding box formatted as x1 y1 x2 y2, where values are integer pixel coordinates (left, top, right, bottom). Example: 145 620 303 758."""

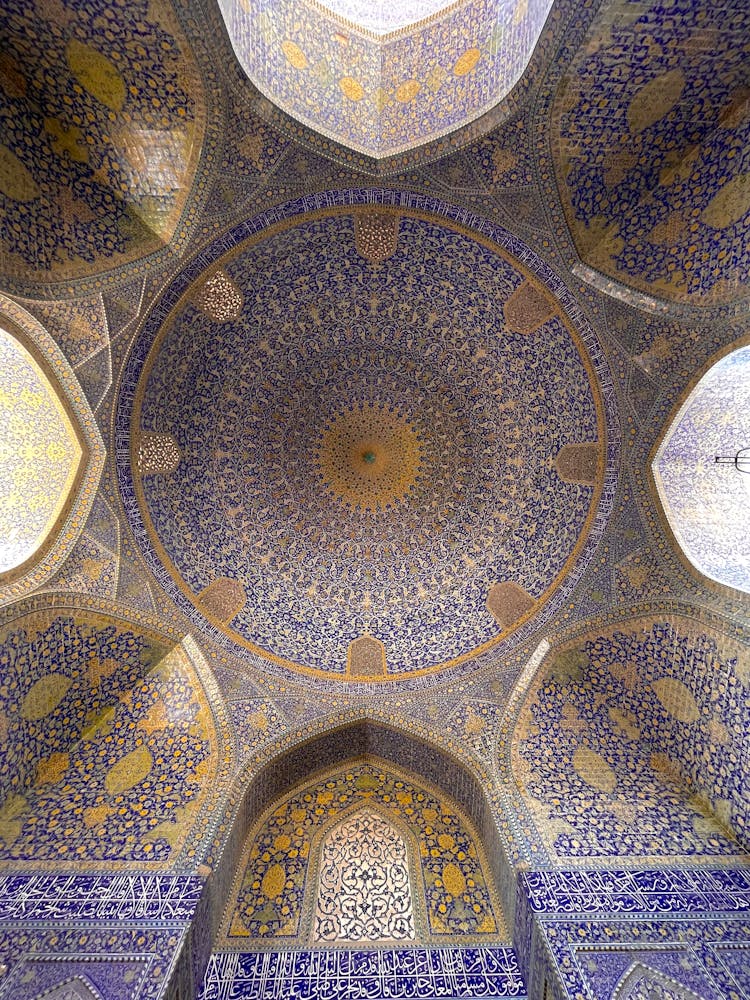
199 946 527 998
116 188 620 689
522 868 750 917
0 874 204 923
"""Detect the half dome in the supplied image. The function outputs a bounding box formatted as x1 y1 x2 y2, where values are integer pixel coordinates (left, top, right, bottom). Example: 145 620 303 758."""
218 0 554 157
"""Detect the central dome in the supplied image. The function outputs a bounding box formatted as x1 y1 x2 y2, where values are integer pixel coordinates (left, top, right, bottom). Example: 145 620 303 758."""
120 199 609 682
317 402 424 511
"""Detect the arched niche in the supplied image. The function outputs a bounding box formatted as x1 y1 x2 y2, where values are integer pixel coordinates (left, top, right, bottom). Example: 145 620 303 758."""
0 295 104 603
217 754 504 947
206 720 513 949
218 0 555 159
0 606 228 869
506 614 748 863
652 342 750 594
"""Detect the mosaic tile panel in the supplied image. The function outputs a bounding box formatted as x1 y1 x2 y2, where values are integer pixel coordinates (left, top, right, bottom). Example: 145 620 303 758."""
202 103 290 223
199 947 527 999
510 616 748 862
220 758 504 947
584 950 722 1000
44 534 118 600
313 808 416 942
469 115 535 191
21 297 108 370
119 192 617 681
0 927 183 1000
0 613 219 867
522 868 750 917
551 0 750 306
516 867 750 1000
0 0 208 290
536 916 750 1000
1 958 149 1000
654 344 750 595
228 699 288 762
218 0 553 157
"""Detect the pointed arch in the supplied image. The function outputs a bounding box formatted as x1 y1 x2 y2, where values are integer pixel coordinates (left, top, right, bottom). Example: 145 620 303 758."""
612 962 706 1000
652 339 750 595
0 295 104 603
33 975 104 1000
213 740 508 949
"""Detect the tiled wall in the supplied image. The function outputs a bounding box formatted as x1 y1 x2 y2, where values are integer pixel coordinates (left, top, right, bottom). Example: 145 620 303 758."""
511 616 749 861
0 611 220 868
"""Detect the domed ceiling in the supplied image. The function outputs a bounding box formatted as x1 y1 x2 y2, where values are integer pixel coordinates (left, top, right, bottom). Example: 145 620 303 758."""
118 195 614 683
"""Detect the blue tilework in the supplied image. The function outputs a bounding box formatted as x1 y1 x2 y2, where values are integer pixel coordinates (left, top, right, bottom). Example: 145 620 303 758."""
540 917 750 1000
0 613 216 866
551 0 750 306
0 0 207 288
0 928 179 1000
219 0 552 157
199 946 527 998
516 868 750 1000
511 617 748 861
0 873 203 921
117 189 620 683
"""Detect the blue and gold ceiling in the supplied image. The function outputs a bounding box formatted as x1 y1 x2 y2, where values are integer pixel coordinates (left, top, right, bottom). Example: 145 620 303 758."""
118 200 613 679
217 0 555 157
0 0 748 990
0 0 210 293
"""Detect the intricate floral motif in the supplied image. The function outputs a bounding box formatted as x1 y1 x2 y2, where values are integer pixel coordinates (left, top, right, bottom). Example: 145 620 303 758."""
512 617 749 860
0 613 217 866
130 207 604 677
552 0 750 305
0 0 206 286
221 759 502 946
218 0 553 156
314 808 415 942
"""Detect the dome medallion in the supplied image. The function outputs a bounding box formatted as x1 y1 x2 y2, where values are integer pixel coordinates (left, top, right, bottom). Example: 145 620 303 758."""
218 0 555 157
118 194 615 684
